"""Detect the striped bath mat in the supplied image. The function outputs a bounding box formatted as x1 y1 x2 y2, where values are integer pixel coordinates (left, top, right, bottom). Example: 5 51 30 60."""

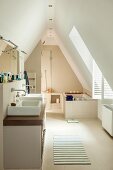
67 119 79 123
53 136 91 165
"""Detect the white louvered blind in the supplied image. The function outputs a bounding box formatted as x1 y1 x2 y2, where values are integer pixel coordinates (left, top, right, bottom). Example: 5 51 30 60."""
93 60 113 99
69 26 113 99
104 79 113 99
93 61 102 99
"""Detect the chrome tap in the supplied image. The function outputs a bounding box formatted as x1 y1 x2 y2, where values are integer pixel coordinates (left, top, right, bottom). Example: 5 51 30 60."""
11 88 26 96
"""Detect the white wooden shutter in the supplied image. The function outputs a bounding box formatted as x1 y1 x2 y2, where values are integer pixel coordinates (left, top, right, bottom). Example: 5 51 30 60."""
92 61 102 99
104 79 113 99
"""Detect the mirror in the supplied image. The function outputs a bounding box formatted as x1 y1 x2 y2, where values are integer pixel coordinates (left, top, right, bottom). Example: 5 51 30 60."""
0 40 24 75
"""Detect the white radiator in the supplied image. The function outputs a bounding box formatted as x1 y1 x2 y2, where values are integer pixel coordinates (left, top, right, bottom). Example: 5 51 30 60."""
102 105 113 136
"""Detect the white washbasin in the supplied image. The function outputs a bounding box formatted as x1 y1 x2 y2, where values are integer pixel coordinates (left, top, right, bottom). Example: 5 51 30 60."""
21 93 43 101
19 100 40 106
26 93 43 97
8 100 41 116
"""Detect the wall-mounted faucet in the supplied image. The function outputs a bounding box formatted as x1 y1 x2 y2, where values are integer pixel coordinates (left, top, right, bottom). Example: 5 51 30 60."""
11 88 26 96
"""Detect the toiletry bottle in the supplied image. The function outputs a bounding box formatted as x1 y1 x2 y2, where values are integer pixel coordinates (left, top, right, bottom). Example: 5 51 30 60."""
1 73 4 83
0 74 3 83
3 73 7 83
7 74 10 82
12 74 14 81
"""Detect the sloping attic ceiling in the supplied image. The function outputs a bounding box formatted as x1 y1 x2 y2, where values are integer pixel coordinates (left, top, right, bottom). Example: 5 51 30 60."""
1 0 113 92
0 0 47 55
0 0 91 91
54 0 113 91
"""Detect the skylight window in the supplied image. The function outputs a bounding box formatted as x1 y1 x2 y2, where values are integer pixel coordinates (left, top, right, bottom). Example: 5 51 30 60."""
92 60 113 99
69 26 113 99
92 60 102 99
104 79 113 99
69 26 93 73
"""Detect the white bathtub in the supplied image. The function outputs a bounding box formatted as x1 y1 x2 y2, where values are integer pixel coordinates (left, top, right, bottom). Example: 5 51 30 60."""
64 99 98 119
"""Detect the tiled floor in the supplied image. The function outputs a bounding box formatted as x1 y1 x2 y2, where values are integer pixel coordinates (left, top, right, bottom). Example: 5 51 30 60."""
42 113 113 170
6 113 113 170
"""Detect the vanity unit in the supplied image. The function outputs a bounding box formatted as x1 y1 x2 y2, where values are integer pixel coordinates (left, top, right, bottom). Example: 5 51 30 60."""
0 80 26 170
3 103 46 170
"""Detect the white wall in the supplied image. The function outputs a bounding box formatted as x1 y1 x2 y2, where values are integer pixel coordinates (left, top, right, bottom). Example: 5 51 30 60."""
56 35 92 92
25 41 42 93
41 45 83 93
54 0 113 91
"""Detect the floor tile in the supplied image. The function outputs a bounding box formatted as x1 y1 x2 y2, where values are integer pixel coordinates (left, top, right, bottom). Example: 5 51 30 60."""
42 113 113 170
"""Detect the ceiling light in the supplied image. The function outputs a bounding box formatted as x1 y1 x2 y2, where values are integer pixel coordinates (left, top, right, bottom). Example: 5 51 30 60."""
48 5 53 7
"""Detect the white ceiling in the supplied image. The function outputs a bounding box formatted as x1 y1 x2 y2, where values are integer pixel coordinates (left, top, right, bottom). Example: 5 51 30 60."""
41 0 57 45
54 0 113 91
0 0 47 55
0 0 113 91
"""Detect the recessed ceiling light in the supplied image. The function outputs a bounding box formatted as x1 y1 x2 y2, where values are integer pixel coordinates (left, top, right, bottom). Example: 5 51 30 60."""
48 5 53 7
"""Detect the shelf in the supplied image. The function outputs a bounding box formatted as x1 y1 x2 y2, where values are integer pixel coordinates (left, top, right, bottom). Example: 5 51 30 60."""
43 93 64 113
51 95 60 103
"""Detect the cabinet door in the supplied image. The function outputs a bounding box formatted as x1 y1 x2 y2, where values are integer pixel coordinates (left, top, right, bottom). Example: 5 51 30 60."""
4 126 42 169
102 106 113 136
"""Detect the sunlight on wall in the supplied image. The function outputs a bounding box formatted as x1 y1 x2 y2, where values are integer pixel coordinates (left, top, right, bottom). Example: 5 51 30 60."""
69 26 113 99
69 26 93 74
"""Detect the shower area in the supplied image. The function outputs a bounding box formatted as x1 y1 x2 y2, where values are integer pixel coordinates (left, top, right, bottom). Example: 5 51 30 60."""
41 47 63 113
41 45 83 114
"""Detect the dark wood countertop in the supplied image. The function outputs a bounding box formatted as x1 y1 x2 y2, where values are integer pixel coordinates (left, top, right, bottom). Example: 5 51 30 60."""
65 92 83 94
3 103 46 126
